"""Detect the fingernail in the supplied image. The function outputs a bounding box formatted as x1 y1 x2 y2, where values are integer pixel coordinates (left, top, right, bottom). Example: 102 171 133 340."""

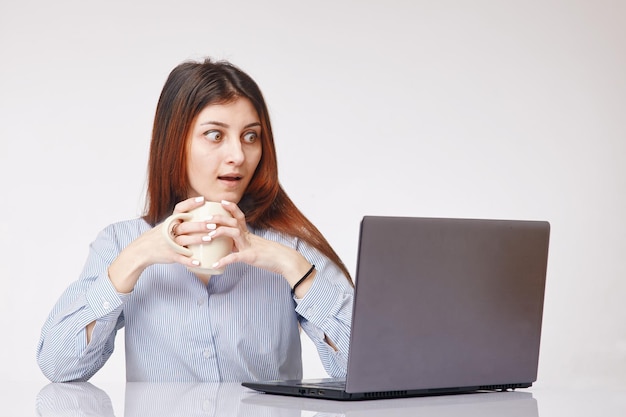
208 230 217 237
195 196 204 203
204 215 213 221
212 262 219 268
207 223 216 230
202 235 212 242
221 200 230 205
191 260 200 266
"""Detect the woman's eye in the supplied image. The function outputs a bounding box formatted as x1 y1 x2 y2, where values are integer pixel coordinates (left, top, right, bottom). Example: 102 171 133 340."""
204 130 222 141
243 131 258 143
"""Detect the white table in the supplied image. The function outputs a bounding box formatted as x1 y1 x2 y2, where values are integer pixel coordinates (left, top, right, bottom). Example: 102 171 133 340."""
4 381 626 416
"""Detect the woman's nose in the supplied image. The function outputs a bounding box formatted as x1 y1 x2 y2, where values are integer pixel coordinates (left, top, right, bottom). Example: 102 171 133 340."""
225 138 245 165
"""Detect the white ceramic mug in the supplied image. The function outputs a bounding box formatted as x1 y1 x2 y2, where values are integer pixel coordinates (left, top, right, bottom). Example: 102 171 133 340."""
162 201 234 275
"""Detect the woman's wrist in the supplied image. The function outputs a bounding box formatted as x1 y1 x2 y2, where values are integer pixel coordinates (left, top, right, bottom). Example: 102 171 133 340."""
281 250 312 285
292 266 316 298
292 264 315 294
108 245 148 293
282 251 317 298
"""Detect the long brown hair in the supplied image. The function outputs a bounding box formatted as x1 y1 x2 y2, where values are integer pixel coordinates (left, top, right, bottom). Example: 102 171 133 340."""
144 58 352 283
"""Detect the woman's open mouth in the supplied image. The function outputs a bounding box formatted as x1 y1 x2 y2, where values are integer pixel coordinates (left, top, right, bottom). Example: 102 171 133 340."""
218 175 243 187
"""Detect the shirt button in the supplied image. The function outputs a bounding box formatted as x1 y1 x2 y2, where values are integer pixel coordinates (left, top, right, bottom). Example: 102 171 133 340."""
203 349 213 358
197 298 205 306
102 301 111 310
202 400 213 412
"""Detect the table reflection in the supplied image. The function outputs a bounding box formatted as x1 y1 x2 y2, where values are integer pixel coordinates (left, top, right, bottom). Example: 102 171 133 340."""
36 382 115 416
124 382 286 416
36 381 539 417
244 389 538 417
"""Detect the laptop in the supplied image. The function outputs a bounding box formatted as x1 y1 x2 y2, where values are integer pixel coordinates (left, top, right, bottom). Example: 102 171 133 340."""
243 216 550 401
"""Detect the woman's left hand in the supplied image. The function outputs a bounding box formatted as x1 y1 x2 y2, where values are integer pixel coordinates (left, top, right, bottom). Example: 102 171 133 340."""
210 200 313 286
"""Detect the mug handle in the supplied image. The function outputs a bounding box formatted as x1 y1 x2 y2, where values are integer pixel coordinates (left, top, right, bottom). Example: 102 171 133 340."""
161 213 194 257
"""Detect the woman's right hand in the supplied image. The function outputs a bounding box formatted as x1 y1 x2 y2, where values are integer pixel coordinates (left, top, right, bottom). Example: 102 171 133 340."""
107 196 207 293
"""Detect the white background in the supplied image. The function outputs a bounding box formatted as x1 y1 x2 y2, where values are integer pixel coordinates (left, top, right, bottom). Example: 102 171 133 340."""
0 0 624 388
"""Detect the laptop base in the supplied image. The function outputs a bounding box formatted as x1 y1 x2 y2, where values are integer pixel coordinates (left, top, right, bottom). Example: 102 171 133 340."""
242 379 532 401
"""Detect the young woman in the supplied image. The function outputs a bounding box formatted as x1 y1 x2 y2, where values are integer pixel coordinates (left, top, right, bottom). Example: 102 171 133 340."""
37 58 354 382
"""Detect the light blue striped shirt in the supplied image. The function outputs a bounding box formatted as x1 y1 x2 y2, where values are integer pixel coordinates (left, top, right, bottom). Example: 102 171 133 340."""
37 218 353 382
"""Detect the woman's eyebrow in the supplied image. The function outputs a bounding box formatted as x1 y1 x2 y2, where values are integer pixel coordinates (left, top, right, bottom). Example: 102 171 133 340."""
199 121 261 129
200 120 228 127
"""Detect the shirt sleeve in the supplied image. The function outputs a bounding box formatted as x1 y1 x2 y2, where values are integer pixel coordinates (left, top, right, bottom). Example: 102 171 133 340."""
293 243 354 378
36 225 129 382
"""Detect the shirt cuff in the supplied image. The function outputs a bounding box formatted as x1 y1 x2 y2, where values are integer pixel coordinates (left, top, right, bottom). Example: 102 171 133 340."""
85 273 126 320
294 272 346 327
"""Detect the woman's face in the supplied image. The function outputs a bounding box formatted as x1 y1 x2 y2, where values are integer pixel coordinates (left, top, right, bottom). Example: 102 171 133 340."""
186 97 262 204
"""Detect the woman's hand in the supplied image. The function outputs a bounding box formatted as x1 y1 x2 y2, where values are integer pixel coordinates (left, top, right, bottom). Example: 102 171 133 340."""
209 200 315 291
107 196 208 293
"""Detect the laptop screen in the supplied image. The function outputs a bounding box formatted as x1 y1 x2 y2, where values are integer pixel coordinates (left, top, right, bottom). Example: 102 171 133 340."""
346 216 550 394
